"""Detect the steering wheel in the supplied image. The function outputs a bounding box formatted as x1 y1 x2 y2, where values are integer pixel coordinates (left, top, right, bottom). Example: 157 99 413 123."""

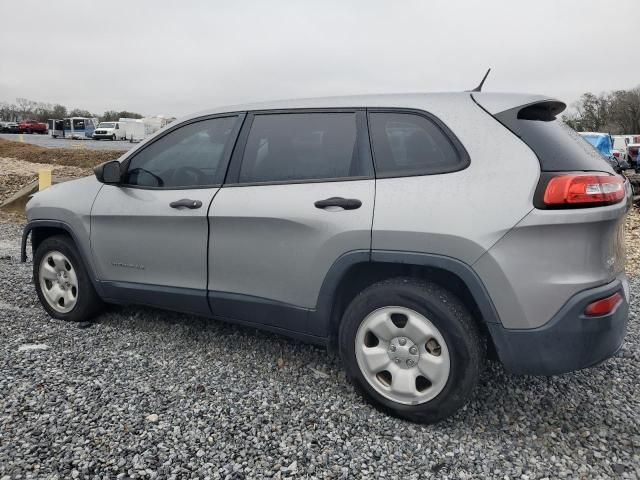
128 168 164 187
171 166 206 186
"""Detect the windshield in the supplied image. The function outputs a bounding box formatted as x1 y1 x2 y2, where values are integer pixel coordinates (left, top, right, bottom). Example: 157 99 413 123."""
98 123 116 128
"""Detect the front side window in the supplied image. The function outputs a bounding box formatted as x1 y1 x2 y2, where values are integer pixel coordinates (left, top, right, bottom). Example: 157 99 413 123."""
238 113 366 183
369 112 465 177
124 116 238 188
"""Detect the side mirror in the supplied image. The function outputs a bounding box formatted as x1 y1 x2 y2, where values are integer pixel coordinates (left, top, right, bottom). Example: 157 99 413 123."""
94 160 122 184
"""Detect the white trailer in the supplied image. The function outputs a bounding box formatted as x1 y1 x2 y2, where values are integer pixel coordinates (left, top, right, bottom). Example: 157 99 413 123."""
142 116 173 136
120 118 145 142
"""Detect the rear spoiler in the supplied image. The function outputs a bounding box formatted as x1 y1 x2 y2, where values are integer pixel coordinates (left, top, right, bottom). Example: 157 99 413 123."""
471 93 566 116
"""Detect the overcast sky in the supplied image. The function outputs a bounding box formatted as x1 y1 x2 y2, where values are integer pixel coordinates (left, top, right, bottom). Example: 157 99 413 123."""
1 0 638 117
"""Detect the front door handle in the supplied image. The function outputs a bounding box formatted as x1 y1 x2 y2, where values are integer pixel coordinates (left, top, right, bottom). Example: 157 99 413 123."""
170 199 202 209
314 197 362 210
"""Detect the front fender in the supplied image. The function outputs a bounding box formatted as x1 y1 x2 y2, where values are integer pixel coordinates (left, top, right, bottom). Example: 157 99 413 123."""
22 220 104 295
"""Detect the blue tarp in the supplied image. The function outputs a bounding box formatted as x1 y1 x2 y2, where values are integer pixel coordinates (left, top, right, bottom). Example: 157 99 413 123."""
580 133 613 157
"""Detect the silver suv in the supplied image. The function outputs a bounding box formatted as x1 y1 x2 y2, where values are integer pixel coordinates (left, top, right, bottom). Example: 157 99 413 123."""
22 93 631 423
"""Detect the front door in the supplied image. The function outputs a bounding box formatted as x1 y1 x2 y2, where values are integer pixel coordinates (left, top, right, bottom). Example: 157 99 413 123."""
208 110 375 335
91 114 243 314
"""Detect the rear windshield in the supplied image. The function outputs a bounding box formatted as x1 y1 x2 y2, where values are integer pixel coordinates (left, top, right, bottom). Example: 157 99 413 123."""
494 105 614 172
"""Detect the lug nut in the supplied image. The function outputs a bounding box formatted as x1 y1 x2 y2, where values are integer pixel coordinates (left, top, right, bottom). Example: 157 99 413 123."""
389 345 396 352
406 359 415 367
398 338 407 346
394 358 400 364
409 346 418 355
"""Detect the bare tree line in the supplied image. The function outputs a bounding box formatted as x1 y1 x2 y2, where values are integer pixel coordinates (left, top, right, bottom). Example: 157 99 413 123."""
0 98 143 123
562 86 640 134
4 89 639 134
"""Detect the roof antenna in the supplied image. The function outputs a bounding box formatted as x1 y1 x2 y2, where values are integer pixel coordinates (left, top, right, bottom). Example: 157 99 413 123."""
469 68 491 92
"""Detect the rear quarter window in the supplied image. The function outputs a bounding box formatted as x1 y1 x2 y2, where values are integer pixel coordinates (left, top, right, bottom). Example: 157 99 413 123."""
368 112 468 177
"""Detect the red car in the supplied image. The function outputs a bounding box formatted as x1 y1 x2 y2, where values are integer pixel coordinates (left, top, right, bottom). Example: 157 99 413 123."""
18 120 48 134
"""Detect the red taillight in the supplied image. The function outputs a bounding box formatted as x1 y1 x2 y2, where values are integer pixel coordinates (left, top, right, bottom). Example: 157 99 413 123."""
612 151 620 158
543 174 625 207
584 292 622 316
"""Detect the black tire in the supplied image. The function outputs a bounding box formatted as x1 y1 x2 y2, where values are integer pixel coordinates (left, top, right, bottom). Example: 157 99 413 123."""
338 277 484 423
33 235 104 322
111 134 116 141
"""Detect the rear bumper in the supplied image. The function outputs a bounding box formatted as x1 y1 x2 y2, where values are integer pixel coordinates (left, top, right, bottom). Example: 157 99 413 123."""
488 275 629 376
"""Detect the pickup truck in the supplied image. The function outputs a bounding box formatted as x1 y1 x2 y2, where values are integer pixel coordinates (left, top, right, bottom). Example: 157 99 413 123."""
0 121 20 133
18 120 48 134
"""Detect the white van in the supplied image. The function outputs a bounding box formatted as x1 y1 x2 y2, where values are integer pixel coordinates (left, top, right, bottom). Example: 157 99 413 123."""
93 121 127 140
612 135 629 162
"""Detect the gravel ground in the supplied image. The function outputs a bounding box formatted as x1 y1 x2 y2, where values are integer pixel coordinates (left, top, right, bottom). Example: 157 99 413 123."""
0 158 89 204
0 133 136 151
0 223 639 479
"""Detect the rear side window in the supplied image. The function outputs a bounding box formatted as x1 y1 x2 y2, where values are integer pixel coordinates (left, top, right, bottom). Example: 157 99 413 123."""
494 104 613 172
238 113 369 183
368 112 466 177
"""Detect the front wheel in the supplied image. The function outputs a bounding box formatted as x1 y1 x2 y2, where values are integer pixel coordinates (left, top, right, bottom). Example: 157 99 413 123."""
339 277 484 423
33 235 104 322
111 134 116 141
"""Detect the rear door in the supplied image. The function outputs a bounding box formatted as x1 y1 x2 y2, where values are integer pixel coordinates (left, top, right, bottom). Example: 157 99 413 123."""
208 110 375 335
91 114 243 314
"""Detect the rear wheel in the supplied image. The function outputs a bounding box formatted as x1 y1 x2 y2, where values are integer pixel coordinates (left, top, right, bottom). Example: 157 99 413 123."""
34 235 104 322
339 277 484 423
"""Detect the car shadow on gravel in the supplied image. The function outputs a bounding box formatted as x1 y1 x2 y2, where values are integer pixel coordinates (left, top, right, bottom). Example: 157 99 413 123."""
92 303 341 370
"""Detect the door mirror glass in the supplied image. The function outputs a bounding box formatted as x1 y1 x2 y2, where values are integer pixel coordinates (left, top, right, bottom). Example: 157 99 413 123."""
95 160 122 184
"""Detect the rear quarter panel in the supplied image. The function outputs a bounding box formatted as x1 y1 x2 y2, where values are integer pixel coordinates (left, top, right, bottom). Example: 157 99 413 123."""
372 95 540 265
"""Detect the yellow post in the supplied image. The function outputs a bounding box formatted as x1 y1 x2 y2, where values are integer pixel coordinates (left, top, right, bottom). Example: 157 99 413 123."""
39 169 52 190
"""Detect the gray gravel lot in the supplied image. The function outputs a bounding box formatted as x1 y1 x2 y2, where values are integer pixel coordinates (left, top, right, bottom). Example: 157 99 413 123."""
0 133 135 151
0 221 639 479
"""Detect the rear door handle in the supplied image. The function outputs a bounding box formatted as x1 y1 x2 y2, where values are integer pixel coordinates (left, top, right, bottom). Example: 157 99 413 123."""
170 199 202 209
314 197 362 210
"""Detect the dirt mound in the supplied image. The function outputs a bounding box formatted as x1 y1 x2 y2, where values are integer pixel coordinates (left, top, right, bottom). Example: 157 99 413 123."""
0 138 125 169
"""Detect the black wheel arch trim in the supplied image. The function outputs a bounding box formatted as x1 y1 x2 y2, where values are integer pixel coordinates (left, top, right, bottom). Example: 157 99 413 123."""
21 220 104 295
314 249 502 340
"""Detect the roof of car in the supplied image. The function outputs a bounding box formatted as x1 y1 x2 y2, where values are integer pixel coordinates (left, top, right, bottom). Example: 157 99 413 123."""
185 92 558 121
